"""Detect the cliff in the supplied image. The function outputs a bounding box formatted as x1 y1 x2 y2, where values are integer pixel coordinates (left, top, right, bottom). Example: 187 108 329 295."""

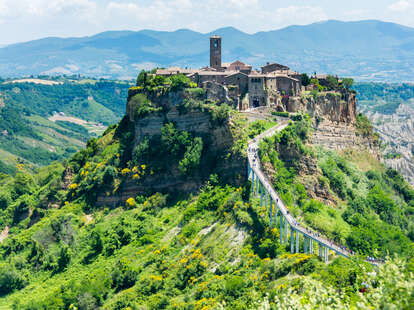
279 91 357 124
97 88 246 207
274 91 379 155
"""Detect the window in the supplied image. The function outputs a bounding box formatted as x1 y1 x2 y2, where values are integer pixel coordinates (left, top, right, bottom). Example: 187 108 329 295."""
214 41 218 48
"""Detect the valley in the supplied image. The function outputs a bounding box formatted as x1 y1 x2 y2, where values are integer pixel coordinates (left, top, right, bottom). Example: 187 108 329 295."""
0 77 132 174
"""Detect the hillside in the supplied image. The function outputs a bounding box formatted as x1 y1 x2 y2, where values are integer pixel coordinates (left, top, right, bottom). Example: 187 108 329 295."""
1 20 414 81
0 74 412 309
0 77 132 174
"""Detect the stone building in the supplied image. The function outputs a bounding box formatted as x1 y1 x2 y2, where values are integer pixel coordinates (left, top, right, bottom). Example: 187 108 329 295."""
156 36 303 110
210 36 222 69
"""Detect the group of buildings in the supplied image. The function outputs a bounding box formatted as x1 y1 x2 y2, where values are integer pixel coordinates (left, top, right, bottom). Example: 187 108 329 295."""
156 36 303 110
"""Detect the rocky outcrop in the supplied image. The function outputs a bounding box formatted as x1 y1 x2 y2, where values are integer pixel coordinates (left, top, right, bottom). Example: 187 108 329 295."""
312 120 379 156
97 90 246 207
277 91 357 124
363 101 414 185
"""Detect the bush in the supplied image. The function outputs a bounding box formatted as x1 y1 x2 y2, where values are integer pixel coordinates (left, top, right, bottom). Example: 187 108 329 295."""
111 260 138 292
0 267 27 296
271 111 289 117
225 275 246 298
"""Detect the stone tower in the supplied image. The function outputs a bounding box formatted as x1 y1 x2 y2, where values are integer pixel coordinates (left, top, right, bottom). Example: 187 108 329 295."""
210 35 222 69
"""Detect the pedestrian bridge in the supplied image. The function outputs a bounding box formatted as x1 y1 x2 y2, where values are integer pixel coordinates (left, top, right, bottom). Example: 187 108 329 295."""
247 122 370 263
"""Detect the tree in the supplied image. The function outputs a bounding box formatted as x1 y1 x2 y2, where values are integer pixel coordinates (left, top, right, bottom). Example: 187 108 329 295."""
301 73 311 87
136 70 147 86
326 75 338 90
342 78 354 90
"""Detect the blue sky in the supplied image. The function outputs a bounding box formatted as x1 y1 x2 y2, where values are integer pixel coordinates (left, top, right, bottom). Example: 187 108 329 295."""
0 0 413 45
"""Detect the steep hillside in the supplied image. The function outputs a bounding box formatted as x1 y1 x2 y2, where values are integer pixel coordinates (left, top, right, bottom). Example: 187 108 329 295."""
0 77 412 309
1 20 414 81
0 78 132 173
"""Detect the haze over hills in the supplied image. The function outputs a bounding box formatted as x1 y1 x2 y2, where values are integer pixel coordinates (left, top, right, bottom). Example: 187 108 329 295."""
1 20 414 81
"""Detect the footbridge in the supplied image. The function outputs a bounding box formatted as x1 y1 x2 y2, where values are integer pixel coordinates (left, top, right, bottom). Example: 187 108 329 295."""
247 122 357 263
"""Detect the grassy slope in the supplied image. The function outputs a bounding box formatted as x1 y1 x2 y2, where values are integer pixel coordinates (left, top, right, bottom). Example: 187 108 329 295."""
259 116 414 258
0 110 412 309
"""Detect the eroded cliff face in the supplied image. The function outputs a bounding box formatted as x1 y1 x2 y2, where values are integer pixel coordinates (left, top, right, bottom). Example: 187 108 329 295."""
363 102 414 185
277 92 379 155
280 91 357 124
97 90 245 207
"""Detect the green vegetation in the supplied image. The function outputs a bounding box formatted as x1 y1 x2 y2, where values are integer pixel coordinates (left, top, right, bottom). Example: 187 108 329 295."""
271 111 289 117
0 77 132 172
354 82 414 115
0 79 412 309
259 116 414 258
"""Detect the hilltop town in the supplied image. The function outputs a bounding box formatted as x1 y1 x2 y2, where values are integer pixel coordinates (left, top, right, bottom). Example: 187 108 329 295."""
155 36 351 112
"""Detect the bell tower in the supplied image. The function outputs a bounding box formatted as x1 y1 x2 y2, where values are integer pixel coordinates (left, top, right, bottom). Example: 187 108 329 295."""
210 35 222 69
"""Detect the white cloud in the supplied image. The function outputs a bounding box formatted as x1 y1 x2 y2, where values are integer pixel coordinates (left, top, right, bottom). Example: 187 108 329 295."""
389 0 414 11
273 5 328 26
1 0 414 45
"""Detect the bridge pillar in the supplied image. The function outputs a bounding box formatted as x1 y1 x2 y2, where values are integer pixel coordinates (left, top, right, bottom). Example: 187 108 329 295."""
290 226 294 253
260 183 263 207
296 231 300 253
324 247 329 263
309 239 313 254
279 215 283 244
284 219 288 244
274 204 278 224
255 176 259 196
247 162 250 180
268 195 273 226
304 237 308 253
319 243 322 257
251 172 255 195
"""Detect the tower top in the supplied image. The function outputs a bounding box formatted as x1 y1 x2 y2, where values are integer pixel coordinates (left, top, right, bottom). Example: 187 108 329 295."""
210 36 222 69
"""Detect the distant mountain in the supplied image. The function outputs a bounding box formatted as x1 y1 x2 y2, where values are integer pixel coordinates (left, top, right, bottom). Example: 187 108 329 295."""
1 20 414 81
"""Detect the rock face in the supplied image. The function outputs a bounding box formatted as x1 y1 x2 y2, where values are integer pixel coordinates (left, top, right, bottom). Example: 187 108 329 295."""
312 120 379 155
97 90 246 207
276 91 378 155
277 91 357 124
363 101 414 185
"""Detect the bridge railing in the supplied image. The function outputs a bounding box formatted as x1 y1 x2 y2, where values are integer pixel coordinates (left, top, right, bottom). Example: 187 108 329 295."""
246 123 378 263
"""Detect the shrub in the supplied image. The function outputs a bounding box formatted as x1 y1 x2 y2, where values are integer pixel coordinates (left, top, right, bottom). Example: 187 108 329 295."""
271 111 289 117
225 275 246 298
0 267 27 296
111 260 138 292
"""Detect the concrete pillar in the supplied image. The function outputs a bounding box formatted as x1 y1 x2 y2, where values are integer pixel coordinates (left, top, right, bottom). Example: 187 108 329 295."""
280 215 283 244
255 176 259 196
284 219 288 244
274 205 278 224
319 243 322 257
290 227 294 253
296 231 300 253
268 195 273 226
304 237 308 253
247 162 250 180
251 172 255 195
260 183 263 207
309 239 313 254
